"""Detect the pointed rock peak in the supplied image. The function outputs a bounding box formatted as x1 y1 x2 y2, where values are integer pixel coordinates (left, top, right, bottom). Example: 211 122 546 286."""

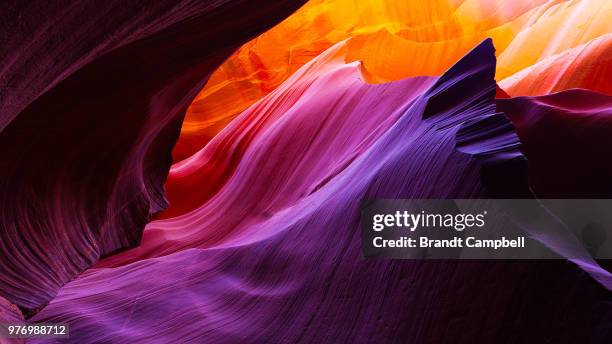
422 38 497 120
437 38 495 86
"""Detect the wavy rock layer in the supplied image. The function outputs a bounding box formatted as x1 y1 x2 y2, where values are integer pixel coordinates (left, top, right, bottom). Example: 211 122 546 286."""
500 34 612 96
175 0 612 160
0 0 307 315
28 40 612 343
99 38 520 265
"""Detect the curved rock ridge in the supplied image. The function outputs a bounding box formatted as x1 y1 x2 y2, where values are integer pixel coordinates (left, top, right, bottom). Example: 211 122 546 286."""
0 0 307 316
99 38 524 267
156 40 438 221
175 0 612 160
30 38 612 343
